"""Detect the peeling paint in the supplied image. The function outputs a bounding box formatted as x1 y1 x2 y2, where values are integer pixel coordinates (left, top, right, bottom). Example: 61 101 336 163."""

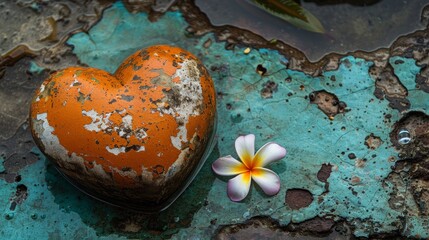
30 43 216 211
63 2 429 238
82 110 113 132
105 146 126 156
33 113 111 181
3 0 428 239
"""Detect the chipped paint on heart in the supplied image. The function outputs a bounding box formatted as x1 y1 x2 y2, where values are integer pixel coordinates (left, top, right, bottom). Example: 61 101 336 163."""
30 45 216 207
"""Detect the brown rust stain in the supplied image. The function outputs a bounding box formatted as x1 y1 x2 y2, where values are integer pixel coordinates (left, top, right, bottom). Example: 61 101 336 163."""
260 80 278 99
364 133 383 150
317 164 332 183
285 189 314 210
369 63 410 112
309 90 347 119
386 111 429 216
215 216 338 239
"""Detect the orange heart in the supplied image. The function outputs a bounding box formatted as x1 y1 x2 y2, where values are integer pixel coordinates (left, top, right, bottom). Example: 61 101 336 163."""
30 45 216 211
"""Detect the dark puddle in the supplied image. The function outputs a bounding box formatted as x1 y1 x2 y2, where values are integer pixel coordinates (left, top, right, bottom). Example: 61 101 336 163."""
195 0 428 62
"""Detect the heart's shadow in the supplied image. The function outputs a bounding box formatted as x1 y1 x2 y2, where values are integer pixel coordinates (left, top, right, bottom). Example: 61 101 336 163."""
44 146 219 238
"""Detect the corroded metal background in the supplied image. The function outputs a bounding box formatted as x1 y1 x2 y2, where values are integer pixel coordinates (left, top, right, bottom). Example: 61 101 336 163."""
1 1 429 239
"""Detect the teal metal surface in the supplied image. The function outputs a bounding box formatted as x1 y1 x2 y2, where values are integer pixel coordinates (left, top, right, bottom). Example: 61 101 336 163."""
1 1 428 239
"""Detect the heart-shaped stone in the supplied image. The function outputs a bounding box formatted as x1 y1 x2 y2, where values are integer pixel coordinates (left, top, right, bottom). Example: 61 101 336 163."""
30 45 216 211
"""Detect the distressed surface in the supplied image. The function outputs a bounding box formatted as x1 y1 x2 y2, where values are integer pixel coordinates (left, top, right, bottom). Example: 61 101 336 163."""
30 46 216 211
195 0 428 61
0 147 219 239
0 0 114 73
1 1 429 239
0 0 113 55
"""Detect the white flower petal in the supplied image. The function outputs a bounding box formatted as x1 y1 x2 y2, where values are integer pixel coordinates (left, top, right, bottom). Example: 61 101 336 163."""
212 156 247 176
253 142 286 168
227 172 251 202
251 168 281 196
235 134 255 168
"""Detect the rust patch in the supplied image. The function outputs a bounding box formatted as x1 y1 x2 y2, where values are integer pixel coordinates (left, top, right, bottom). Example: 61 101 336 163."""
38 80 57 100
391 21 429 94
77 92 92 104
256 64 267 76
122 0 154 13
120 94 134 102
203 38 212 48
355 158 366 168
215 216 341 239
370 63 410 112
287 217 336 234
416 73 429 92
317 164 332 194
317 164 332 183
260 80 278 99
350 176 361 185
385 111 429 217
9 184 28 211
309 90 347 119
364 133 383 150
285 189 314 210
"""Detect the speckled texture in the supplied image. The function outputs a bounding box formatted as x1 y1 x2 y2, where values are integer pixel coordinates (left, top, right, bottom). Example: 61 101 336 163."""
1 1 429 239
30 45 216 211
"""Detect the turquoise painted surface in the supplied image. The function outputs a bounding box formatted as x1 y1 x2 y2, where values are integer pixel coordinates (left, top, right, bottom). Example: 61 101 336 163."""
2 1 428 239
1 149 121 240
29 61 45 75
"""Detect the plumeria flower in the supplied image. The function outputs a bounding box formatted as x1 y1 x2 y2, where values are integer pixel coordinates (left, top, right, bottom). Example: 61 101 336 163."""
212 134 287 202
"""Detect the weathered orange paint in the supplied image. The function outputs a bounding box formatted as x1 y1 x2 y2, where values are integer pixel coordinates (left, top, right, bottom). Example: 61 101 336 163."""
30 45 216 209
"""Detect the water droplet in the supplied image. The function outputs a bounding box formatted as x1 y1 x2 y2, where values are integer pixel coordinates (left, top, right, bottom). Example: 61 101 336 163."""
398 129 411 145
